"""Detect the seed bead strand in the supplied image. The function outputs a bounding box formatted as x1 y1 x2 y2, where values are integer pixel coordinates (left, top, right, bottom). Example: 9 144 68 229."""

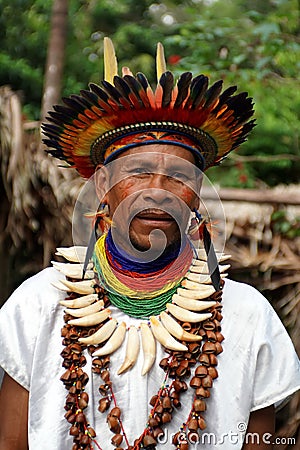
60 284 107 450
172 283 224 449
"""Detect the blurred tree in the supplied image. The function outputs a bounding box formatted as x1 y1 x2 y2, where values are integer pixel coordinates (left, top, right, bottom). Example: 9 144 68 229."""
41 0 68 120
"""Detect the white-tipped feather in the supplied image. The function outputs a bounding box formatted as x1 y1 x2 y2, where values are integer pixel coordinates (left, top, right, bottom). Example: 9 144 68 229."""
104 37 118 83
177 286 215 299
93 322 127 357
117 326 140 375
172 294 216 312
64 300 104 318
59 293 98 308
160 311 202 342
166 303 211 323
140 323 156 376
68 309 111 327
156 42 167 82
55 246 87 263
78 318 117 345
150 316 188 352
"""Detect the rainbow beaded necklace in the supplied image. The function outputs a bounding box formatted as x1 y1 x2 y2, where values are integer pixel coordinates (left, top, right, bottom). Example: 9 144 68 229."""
93 231 193 319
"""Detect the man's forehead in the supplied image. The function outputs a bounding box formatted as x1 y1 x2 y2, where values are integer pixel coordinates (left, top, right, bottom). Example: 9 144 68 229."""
118 152 194 166
115 143 196 162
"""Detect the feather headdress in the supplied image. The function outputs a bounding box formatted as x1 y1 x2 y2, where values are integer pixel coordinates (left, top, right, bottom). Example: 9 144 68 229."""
42 38 255 178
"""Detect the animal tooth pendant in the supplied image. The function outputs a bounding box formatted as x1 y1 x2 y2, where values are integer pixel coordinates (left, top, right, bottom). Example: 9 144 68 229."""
93 322 127 357
160 311 202 342
181 278 225 290
140 323 156 376
149 316 188 352
59 293 98 308
52 261 93 279
55 246 88 263
177 286 215 299
79 318 118 345
187 273 227 284
190 261 210 274
195 249 231 262
117 325 140 375
172 294 216 312
189 263 230 275
64 300 104 317
68 309 111 326
60 279 95 295
166 303 211 323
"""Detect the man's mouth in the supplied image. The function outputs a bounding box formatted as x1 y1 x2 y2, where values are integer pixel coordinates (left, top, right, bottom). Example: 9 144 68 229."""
134 209 175 224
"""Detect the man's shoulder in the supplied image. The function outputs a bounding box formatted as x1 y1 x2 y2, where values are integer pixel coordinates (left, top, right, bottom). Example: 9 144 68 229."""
2 267 64 312
16 266 64 293
222 278 271 312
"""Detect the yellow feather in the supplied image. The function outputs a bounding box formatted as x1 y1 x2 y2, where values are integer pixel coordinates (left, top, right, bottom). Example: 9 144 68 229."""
104 37 118 83
156 42 167 82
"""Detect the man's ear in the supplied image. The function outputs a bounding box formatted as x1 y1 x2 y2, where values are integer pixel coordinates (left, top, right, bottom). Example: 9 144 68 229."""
94 165 110 204
193 196 200 211
192 172 203 211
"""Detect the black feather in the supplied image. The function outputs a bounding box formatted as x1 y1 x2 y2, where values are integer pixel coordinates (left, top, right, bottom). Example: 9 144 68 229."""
70 94 94 110
189 75 209 108
202 223 222 292
136 72 150 90
41 123 62 135
204 80 223 108
123 75 144 107
159 71 174 108
101 80 123 105
89 83 109 103
48 111 73 124
174 72 192 108
80 89 104 108
214 86 237 112
113 76 131 99
53 104 78 118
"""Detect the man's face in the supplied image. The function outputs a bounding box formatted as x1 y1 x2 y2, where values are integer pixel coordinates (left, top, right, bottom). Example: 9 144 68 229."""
98 144 201 255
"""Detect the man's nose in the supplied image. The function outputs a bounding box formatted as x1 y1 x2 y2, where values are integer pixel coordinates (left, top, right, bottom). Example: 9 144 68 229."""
143 175 174 204
149 174 167 189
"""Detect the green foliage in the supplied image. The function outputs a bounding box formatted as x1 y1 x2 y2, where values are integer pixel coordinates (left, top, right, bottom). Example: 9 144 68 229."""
0 0 299 186
271 210 300 239
0 0 50 117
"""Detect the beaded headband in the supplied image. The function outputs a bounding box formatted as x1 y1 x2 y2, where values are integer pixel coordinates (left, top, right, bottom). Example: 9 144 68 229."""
42 38 255 178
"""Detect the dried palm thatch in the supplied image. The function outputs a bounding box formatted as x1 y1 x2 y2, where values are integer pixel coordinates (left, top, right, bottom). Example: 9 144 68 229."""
203 186 300 448
0 86 83 299
0 86 299 446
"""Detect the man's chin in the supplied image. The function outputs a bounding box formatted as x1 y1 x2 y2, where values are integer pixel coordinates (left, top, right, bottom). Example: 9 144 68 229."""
129 232 181 254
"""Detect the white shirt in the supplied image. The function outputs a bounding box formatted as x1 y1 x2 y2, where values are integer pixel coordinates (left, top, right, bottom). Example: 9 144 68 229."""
0 267 299 449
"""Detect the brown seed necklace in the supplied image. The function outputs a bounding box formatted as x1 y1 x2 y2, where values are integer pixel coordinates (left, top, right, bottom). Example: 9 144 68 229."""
54 246 228 449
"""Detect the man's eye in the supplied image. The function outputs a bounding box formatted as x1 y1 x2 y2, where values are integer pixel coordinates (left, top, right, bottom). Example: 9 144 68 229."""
169 172 189 182
129 167 151 175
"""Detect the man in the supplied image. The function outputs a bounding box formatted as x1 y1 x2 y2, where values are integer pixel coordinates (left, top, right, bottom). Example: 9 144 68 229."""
0 38 299 450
